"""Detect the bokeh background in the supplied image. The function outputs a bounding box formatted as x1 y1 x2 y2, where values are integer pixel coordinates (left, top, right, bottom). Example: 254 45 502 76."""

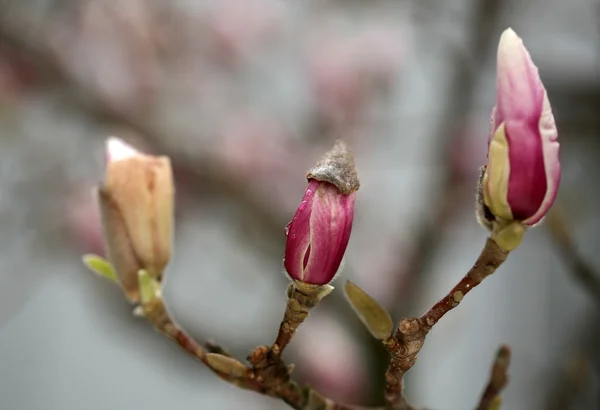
0 0 599 409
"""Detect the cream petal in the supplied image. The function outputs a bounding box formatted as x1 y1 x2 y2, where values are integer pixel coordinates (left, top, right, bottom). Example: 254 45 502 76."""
106 137 140 163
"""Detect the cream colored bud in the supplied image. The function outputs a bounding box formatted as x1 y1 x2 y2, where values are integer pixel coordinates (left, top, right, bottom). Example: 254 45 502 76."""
99 137 174 302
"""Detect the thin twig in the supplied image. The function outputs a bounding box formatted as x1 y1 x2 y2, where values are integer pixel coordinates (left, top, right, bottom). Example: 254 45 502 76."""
383 319 427 410
92 231 513 409
141 297 258 389
143 294 375 410
383 237 510 409
420 238 509 328
249 282 332 370
476 345 511 410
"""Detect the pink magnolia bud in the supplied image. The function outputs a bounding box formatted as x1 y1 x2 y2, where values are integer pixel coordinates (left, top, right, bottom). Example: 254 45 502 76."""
99 137 174 302
283 140 359 285
284 180 355 285
482 28 560 226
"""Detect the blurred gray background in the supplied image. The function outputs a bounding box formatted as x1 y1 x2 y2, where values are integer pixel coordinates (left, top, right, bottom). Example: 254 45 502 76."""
0 0 598 409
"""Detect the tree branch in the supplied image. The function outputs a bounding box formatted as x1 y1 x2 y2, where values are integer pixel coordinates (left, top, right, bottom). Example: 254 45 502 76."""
383 237 510 409
142 292 375 410
420 238 509 328
476 345 511 410
133 235 513 410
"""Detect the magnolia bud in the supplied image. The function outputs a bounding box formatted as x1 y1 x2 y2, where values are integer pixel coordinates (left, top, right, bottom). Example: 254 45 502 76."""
481 28 560 228
284 140 359 285
98 137 174 302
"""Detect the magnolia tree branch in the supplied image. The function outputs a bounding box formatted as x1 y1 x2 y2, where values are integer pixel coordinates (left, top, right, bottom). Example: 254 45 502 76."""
476 345 511 410
381 238 510 409
89 234 513 410
420 238 509 327
133 238 512 410
251 282 334 368
141 288 374 410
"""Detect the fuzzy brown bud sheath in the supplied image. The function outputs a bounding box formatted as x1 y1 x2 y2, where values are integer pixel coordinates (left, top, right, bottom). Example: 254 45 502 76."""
306 139 360 195
98 137 174 303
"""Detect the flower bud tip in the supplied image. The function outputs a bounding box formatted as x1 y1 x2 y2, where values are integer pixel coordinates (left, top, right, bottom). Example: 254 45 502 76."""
307 139 360 195
106 137 139 163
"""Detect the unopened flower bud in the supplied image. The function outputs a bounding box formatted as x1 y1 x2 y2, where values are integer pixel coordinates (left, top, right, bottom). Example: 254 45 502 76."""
98 137 174 302
284 140 359 285
481 28 560 228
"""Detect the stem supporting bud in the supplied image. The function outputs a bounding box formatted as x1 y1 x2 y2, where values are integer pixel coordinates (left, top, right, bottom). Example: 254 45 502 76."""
274 281 333 356
491 220 526 251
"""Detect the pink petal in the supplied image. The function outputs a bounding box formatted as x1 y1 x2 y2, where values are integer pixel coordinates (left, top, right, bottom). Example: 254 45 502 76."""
523 90 560 225
494 28 560 225
504 119 547 220
284 180 318 281
495 28 545 127
304 183 355 284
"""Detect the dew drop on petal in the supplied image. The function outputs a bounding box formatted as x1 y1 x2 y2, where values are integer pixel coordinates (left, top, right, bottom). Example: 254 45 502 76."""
284 221 292 236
